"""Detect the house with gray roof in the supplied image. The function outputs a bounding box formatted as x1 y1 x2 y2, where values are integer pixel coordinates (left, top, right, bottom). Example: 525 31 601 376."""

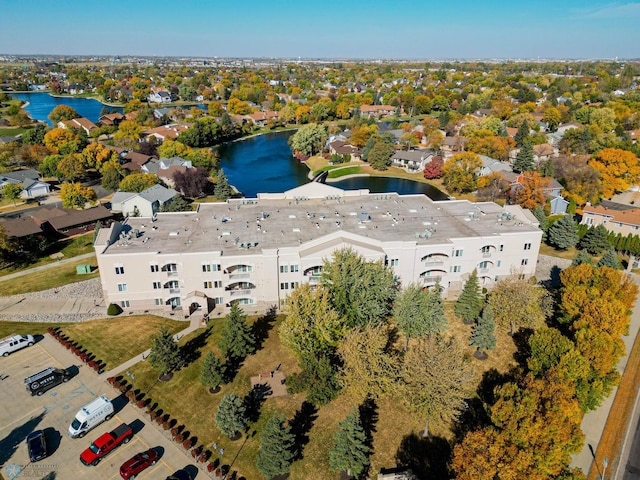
110 184 179 217
391 150 435 173
477 155 512 177
0 169 50 198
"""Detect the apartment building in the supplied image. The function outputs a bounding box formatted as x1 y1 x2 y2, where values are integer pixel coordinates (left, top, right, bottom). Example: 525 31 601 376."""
94 183 542 316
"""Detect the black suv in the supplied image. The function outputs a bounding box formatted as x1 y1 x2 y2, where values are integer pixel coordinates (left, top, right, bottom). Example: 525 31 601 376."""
26 430 47 462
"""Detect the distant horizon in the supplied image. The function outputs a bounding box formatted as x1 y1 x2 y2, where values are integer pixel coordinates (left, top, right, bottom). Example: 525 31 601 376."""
1 1 639 59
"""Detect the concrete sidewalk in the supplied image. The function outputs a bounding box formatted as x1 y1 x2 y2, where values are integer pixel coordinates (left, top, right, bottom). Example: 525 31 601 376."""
570 273 640 474
0 252 96 282
0 296 105 315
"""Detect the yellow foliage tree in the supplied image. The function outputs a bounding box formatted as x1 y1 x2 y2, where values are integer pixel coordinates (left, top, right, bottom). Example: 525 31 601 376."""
589 148 640 198
60 182 96 208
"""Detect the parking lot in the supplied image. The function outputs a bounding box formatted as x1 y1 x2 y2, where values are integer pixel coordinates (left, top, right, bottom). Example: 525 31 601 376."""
0 335 200 479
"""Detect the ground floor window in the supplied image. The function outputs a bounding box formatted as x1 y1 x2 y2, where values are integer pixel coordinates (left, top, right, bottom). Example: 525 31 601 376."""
120 300 130 308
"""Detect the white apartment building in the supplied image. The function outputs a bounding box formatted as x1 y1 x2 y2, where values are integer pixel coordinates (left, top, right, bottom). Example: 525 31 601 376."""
94 183 542 317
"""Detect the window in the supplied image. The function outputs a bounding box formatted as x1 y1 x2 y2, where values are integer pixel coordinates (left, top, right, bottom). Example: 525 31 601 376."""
454 249 463 257
202 264 211 272
479 261 490 269
291 282 299 289
280 282 289 290
117 283 127 292
390 258 399 266
290 264 299 272
237 265 253 272
237 298 254 305
499 245 504 252
150 265 159 273
585 218 593 225
521 258 529 266
212 264 221 272
204 281 212 289
481 246 491 253
115 266 125 275
524 243 531 250
452 265 461 273
280 265 289 273
120 300 130 308
153 281 162 290
214 280 222 288
497 260 501 267
214 297 223 305
154 298 163 306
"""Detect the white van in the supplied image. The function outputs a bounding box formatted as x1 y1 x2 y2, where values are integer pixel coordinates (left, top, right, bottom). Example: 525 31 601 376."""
0 334 35 356
68 395 114 438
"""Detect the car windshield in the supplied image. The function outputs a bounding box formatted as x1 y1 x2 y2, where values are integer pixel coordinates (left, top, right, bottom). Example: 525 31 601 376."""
30 437 43 451
71 418 81 430
89 443 100 454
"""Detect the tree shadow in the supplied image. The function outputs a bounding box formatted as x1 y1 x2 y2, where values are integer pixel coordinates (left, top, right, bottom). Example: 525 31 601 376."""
395 432 453 480
245 383 271 423
358 397 378 450
223 357 243 384
180 328 211 367
0 410 46 466
252 305 278 351
512 328 534 370
289 401 318 460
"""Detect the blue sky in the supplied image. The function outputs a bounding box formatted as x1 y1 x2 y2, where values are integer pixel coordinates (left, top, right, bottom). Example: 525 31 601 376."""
1 0 638 59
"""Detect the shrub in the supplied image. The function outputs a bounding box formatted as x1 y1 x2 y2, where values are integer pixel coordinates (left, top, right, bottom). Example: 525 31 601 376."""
207 462 215 473
198 450 209 464
107 377 116 385
155 414 164 425
136 400 145 409
182 438 191 449
162 419 171 430
107 303 122 316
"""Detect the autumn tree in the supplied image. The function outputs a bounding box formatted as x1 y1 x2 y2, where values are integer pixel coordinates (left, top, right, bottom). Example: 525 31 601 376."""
488 274 549 335
256 413 295 479
589 148 640 198
288 123 328 157
173 166 209 198
43 128 82 154
329 409 371 478
513 171 550 210
82 142 117 170
455 269 483 324
1 183 22 206
401 336 475 437
280 283 343 361
57 153 87 181
470 306 497 359
48 105 79 124
554 154 602 206
59 182 96 208
321 248 396 328
367 141 393 170
113 119 143 148
423 156 444 179
218 303 255 360
393 282 447 350
22 124 47 146
40 154 62 178
548 215 579 250
543 107 561 131
100 160 124 190
442 152 482 194
338 325 398 401
118 173 159 193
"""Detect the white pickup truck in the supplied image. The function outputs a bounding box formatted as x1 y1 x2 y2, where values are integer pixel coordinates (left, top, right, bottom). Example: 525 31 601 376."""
0 334 35 356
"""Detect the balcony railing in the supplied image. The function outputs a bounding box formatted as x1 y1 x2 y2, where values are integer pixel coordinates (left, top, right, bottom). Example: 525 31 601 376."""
423 260 445 267
422 275 442 284
478 268 489 274
229 289 252 297
169 288 181 294
228 272 251 280
482 252 492 258
166 271 179 277
307 276 322 285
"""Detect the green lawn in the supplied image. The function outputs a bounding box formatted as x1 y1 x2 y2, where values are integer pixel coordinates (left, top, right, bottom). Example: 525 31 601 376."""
0 233 96 277
0 320 73 339
0 127 31 136
0 256 99 295
327 166 363 178
59 315 186 369
126 313 431 480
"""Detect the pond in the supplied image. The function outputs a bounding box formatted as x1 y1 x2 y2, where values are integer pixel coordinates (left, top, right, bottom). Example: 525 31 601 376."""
10 92 122 125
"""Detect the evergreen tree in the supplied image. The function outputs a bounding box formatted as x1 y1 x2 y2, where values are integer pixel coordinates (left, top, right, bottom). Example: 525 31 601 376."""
199 351 225 391
571 250 594 267
579 225 611 254
548 215 579 250
148 327 183 375
532 206 549 241
256 413 295 479
394 283 448 350
329 409 370 478
215 393 248 438
514 120 530 147
538 158 555 177
362 137 376 162
214 168 233 200
470 306 497 359
218 304 255 359
597 249 622 269
513 141 534 173
454 269 484 324
288 353 341 406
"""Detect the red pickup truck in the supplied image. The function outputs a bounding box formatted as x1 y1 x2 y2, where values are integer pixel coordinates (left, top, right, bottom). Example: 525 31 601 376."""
80 423 133 466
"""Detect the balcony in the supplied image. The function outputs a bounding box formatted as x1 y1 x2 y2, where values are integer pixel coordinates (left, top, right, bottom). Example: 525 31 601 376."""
228 272 251 280
422 275 442 284
482 252 492 258
166 271 179 277
478 268 489 274
229 289 252 297
169 288 181 294
423 260 445 267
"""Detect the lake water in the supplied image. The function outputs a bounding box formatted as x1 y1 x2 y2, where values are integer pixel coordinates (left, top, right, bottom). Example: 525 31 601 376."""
217 131 448 200
10 92 122 125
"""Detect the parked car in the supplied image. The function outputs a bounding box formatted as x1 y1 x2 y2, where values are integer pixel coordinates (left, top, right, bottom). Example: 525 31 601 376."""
68 395 114 438
1 334 34 356
166 469 192 480
25 367 71 396
80 423 133 466
26 430 47 462
120 448 158 479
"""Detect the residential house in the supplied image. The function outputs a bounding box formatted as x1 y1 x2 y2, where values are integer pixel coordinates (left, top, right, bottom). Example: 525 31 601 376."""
556 122 583 135
67 84 85 95
118 151 155 172
110 184 179 217
0 169 50 198
0 136 21 145
532 144 558 166
0 216 43 241
94 182 542 316
141 156 193 187
391 150 435 173
98 112 124 127
506 172 568 215
477 155 512 177
244 111 280 127
31 205 112 238
441 136 468 155
328 140 362 161
58 117 98 136
148 88 173 103
142 124 190 143
581 202 640 236
153 107 174 120
359 105 397 118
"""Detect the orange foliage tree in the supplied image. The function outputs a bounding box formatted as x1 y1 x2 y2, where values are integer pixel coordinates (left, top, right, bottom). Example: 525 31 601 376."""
513 171 551 210
589 148 640 198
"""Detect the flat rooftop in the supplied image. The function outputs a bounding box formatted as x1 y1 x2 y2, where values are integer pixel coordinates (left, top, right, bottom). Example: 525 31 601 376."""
98 187 539 256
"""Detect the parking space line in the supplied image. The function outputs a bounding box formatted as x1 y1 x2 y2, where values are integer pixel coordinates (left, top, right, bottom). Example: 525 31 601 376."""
0 408 46 432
